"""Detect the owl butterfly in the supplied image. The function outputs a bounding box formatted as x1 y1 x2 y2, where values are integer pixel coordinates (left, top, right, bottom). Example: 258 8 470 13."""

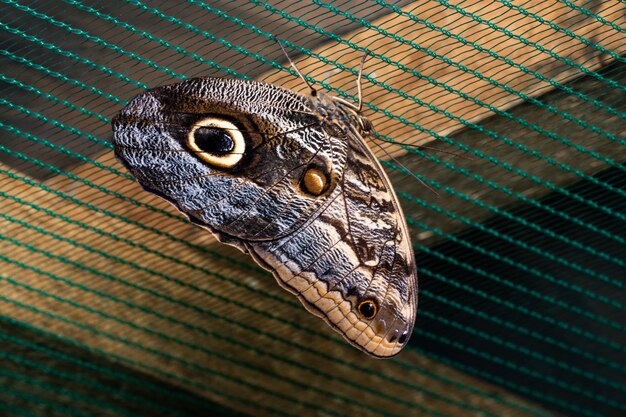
112 51 417 358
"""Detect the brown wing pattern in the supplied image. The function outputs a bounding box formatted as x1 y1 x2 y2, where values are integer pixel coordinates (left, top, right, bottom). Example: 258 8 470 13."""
245 106 417 357
112 77 417 357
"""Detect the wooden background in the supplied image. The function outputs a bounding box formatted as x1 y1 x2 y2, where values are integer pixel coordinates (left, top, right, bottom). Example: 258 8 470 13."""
1 1 625 416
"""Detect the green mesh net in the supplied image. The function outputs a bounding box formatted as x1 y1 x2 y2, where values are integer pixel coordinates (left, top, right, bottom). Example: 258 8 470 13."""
1 1 625 417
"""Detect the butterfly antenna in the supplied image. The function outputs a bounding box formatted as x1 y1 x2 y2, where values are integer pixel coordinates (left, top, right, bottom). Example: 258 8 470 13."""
356 51 368 113
371 137 439 196
370 137 474 160
276 40 317 97
416 145 474 160
361 114 472 160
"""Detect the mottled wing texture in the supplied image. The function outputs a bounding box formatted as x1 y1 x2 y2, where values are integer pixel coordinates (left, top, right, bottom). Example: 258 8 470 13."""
112 77 417 357
113 78 345 242
247 122 417 357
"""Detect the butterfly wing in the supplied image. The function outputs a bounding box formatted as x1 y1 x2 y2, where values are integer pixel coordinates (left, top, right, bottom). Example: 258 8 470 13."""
113 77 346 244
112 77 417 357
245 108 417 357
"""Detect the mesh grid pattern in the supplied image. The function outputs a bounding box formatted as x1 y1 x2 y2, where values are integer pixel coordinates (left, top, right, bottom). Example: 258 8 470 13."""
1 1 625 417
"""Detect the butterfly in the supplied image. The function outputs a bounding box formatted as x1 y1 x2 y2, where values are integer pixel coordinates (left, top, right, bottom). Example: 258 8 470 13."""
111 52 417 357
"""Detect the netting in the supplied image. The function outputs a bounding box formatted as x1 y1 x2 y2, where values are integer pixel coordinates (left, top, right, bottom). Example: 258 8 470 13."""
1 1 625 416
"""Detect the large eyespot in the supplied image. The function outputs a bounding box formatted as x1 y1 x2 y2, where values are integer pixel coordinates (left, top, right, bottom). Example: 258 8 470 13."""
357 299 378 320
187 117 245 168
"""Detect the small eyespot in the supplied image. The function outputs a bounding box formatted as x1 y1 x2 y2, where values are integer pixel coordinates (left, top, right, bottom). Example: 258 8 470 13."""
301 166 328 196
398 329 409 344
187 117 244 168
357 299 378 320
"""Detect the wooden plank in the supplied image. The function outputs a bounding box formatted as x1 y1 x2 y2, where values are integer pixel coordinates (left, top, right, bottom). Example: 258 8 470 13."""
2 2 625 415
390 59 626 247
261 0 626 158
0 159 554 417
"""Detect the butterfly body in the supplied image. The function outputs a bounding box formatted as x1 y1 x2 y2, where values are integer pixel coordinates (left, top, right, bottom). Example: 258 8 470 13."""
112 77 417 357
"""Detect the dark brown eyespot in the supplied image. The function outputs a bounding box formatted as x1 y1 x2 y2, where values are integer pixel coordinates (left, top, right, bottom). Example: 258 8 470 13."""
193 127 234 154
187 117 244 168
301 166 328 196
358 299 378 320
